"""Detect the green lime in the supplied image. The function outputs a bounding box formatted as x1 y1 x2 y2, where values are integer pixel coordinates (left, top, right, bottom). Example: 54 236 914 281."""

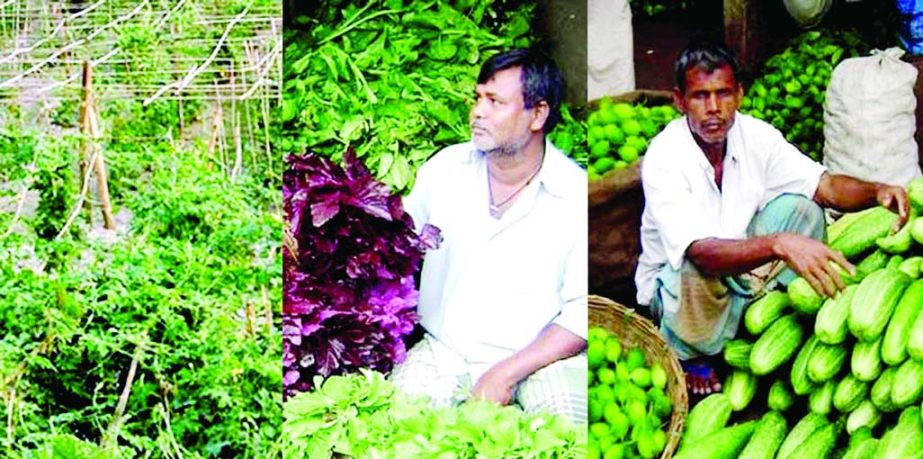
618 145 639 163
598 97 614 112
614 382 630 404
651 430 667 455
599 434 617 454
637 430 657 459
598 367 616 385
616 363 630 382
604 123 625 144
639 118 658 138
626 348 647 371
614 160 629 169
621 119 642 136
588 340 606 369
597 384 615 403
594 157 616 175
603 402 622 424
587 443 602 459
613 103 635 120
650 364 667 389
630 368 652 388
604 442 627 459
589 326 609 343
589 398 604 422
653 394 673 419
588 165 599 180
627 399 646 425
589 125 605 144
591 140 610 159
589 111 603 127
588 369 595 385
625 135 647 152
600 106 619 125
627 383 647 403
608 408 630 440
605 339 622 363
590 422 610 439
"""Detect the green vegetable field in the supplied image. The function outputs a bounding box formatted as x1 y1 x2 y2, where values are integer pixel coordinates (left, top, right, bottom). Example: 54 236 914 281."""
0 1 282 457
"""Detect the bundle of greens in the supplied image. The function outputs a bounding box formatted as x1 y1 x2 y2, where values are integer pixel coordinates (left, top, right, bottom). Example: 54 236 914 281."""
283 369 587 458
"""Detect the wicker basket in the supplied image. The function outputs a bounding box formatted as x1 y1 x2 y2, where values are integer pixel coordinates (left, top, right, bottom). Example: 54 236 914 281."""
589 295 687 459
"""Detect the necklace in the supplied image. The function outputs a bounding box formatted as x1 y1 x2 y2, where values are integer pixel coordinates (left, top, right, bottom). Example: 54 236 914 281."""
488 155 543 218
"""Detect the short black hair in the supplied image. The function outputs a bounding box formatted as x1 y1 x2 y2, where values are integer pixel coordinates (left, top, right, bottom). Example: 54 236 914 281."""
674 38 740 94
478 48 565 132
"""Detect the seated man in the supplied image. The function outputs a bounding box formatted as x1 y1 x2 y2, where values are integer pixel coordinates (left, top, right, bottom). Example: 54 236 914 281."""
635 39 909 394
390 49 588 424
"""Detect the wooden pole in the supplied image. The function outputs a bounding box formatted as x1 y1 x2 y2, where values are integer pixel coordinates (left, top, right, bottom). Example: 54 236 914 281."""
81 60 116 230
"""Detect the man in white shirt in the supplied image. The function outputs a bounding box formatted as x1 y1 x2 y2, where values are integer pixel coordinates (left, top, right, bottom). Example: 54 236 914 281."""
635 39 908 394
391 49 588 424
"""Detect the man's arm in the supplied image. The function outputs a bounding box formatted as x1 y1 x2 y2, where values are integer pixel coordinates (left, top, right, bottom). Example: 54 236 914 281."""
471 324 585 404
814 172 909 229
687 172 909 297
686 234 853 297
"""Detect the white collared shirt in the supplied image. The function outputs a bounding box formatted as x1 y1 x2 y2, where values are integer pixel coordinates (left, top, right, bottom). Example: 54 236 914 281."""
635 112 827 306
404 140 588 374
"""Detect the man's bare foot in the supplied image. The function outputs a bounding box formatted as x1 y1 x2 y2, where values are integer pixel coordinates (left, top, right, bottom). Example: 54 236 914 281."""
682 360 722 395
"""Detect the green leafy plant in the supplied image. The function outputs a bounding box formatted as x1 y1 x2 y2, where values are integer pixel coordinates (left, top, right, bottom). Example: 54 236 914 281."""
283 369 587 458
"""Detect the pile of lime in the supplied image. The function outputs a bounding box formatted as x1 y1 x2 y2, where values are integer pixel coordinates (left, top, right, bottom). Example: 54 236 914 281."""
587 99 680 181
588 326 673 459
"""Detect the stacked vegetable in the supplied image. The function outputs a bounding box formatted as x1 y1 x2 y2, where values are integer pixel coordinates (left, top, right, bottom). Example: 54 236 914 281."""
740 29 866 161
282 150 440 396
587 326 675 459
283 369 586 458
586 98 680 180
676 176 923 458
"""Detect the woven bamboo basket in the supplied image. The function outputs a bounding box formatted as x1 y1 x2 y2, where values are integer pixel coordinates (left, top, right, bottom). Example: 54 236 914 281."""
589 295 687 459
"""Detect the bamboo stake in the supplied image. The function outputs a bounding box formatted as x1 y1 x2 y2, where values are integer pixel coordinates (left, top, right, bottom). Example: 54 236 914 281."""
103 337 146 451
81 61 115 230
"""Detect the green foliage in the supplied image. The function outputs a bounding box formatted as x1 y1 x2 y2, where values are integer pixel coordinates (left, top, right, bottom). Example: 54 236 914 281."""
283 369 586 458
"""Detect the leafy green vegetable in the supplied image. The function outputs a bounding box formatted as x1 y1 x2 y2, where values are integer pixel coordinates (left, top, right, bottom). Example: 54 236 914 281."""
283 369 587 458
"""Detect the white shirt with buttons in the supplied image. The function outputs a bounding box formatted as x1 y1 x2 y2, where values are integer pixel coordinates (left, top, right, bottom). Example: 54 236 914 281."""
635 112 827 307
404 140 588 379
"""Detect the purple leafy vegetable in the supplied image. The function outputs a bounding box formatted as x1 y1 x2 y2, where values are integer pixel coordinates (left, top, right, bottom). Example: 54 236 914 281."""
283 149 439 397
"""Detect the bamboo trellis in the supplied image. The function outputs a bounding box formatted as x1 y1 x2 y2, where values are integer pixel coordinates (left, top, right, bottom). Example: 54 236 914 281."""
0 0 281 154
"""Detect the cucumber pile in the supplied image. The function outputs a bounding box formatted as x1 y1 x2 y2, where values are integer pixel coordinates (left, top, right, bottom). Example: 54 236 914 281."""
678 176 923 458
587 326 675 459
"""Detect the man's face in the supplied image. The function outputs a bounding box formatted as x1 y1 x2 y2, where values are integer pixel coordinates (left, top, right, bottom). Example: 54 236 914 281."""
675 64 743 147
469 66 539 157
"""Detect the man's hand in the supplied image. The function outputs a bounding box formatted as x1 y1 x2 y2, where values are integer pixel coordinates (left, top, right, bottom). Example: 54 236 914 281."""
471 362 517 405
469 324 585 406
772 232 855 298
876 184 910 231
